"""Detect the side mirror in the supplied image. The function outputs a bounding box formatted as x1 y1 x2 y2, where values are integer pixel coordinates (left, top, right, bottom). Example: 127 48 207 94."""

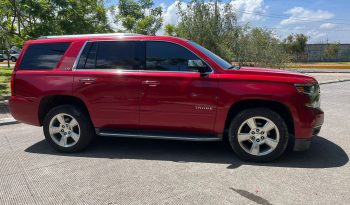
188 59 207 73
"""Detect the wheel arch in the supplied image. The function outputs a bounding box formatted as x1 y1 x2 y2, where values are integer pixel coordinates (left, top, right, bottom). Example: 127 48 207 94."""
224 99 295 137
38 95 92 126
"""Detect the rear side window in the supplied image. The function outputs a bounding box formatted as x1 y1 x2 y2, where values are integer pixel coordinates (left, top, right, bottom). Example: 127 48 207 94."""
19 42 70 70
77 41 144 70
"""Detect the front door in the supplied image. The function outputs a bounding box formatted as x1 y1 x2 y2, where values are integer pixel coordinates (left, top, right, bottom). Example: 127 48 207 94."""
140 41 218 133
73 41 144 129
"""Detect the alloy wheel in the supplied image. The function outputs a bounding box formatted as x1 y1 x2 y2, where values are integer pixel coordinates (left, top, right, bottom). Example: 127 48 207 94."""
237 116 280 156
49 113 80 148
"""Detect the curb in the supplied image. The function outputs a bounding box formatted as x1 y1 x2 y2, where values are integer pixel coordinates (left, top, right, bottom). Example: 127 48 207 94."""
0 117 18 126
299 71 350 73
289 65 350 69
319 79 350 85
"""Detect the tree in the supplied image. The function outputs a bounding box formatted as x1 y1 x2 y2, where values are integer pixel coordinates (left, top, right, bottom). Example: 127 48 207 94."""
172 0 290 67
175 0 238 61
116 0 162 35
232 26 291 67
324 43 340 60
0 0 112 44
164 24 176 36
283 34 308 61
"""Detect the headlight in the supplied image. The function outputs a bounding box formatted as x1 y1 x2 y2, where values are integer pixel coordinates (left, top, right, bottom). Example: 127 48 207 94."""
295 83 320 108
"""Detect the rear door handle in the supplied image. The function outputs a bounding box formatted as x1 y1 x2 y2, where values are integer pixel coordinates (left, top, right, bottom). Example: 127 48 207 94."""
142 80 160 86
79 78 96 85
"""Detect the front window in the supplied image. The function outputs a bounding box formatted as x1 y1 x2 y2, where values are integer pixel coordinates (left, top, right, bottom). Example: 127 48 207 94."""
145 41 211 73
189 41 235 70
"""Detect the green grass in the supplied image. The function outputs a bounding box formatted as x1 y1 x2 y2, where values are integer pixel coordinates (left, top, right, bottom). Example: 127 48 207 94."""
0 76 10 83
0 67 12 97
0 67 13 76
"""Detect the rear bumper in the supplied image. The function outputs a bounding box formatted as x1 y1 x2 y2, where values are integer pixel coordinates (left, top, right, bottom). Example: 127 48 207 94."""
9 96 40 126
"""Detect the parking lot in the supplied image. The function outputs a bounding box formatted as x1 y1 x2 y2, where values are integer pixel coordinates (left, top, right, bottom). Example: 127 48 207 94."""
0 81 349 205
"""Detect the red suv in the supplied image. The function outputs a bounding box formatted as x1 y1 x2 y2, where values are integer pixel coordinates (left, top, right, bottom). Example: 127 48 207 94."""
9 33 324 162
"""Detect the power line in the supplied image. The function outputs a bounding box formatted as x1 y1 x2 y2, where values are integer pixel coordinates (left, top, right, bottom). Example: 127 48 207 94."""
265 27 350 31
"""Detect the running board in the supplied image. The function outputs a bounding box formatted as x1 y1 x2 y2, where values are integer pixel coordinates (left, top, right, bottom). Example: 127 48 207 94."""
95 129 222 142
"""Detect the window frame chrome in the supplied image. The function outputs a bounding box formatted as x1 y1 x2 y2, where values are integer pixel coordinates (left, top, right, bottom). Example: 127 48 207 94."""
72 39 214 74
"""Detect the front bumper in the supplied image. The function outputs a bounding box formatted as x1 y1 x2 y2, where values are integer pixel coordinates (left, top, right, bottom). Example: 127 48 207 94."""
293 106 324 139
293 125 322 151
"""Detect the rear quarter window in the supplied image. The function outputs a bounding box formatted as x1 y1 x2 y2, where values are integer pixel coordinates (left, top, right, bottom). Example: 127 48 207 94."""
19 42 71 70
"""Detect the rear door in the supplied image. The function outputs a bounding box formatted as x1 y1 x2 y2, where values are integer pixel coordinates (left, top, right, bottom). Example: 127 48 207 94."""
73 41 143 129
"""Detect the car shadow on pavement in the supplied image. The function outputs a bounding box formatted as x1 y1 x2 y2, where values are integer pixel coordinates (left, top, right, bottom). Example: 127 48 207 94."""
25 136 348 169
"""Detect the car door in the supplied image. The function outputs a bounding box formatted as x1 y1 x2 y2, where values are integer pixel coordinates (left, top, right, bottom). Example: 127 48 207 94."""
139 41 218 134
73 41 144 129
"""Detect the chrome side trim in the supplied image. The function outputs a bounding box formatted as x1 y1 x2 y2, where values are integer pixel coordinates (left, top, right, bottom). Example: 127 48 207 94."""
97 132 221 142
38 33 144 39
72 41 88 70
72 40 214 74
73 68 208 74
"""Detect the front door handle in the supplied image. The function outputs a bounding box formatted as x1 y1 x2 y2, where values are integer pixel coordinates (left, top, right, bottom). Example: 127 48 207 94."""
79 78 96 85
142 80 160 87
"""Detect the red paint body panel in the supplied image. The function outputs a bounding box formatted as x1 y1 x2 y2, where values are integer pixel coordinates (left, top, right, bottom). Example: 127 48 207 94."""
73 71 140 129
139 72 218 133
9 35 324 141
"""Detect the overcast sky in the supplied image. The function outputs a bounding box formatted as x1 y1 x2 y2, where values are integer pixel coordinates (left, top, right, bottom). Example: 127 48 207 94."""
106 0 350 43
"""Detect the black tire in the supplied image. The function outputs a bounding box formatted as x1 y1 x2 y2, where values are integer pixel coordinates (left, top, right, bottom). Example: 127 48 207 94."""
43 104 95 152
228 108 289 162
10 56 16 62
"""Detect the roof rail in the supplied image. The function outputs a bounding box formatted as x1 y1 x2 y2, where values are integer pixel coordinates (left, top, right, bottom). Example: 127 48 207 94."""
38 33 144 39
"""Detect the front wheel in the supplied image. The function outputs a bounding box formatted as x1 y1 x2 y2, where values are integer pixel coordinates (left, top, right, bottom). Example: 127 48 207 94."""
43 105 95 152
228 108 289 162
10 56 16 62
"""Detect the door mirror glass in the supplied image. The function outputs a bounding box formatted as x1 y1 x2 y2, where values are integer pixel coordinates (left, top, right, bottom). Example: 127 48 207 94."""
188 59 207 73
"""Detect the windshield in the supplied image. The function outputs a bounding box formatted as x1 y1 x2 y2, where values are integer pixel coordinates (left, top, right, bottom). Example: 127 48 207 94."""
189 41 235 70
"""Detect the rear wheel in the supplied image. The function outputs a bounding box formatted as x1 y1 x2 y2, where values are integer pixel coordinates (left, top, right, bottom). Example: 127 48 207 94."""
10 56 16 62
43 105 94 152
228 108 289 162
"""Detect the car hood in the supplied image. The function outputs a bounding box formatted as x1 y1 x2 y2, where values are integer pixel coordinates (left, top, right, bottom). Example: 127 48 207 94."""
221 67 317 84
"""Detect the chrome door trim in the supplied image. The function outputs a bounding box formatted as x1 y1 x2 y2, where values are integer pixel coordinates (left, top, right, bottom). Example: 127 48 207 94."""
71 41 88 70
71 40 215 74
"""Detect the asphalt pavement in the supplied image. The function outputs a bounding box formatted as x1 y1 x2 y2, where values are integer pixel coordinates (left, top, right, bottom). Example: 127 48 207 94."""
0 82 349 204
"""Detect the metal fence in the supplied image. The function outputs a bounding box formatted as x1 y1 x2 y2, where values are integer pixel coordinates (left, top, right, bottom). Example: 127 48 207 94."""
300 44 350 62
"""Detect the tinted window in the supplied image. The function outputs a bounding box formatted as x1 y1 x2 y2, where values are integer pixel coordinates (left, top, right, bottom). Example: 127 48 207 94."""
96 41 143 70
189 41 234 70
146 41 209 72
76 43 92 70
19 42 70 70
85 43 98 69
77 41 143 70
